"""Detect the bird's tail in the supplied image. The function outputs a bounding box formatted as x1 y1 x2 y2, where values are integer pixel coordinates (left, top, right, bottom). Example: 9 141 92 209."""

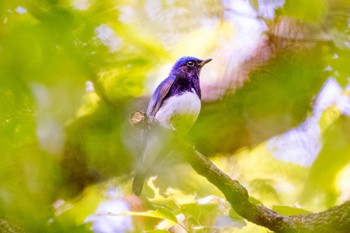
132 172 145 196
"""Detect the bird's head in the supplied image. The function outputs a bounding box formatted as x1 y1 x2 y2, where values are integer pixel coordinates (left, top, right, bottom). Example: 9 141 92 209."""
170 56 212 78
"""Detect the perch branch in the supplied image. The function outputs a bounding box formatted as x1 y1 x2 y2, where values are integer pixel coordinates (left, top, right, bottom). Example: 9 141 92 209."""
130 111 350 233
181 142 350 233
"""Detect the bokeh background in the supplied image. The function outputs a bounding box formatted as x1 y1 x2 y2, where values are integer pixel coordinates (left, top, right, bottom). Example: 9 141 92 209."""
1 0 350 232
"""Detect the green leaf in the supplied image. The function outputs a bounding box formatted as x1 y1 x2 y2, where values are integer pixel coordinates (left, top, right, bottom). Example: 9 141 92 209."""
123 210 178 224
156 217 180 230
282 0 327 23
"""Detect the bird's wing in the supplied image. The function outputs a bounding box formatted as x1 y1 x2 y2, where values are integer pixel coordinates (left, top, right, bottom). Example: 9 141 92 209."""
133 75 175 195
146 75 176 117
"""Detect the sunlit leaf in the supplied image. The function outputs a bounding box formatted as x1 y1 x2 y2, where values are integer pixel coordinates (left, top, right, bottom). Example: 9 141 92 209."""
147 176 162 199
123 210 178 224
156 215 181 230
165 188 197 205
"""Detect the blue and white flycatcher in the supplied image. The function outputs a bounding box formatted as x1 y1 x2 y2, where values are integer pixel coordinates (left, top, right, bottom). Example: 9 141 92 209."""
132 56 212 196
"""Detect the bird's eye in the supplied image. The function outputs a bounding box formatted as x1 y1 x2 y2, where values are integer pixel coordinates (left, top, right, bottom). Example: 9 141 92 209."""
187 61 195 67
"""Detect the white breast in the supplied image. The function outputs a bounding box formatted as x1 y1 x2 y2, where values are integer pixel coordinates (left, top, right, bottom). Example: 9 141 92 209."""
154 91 201 134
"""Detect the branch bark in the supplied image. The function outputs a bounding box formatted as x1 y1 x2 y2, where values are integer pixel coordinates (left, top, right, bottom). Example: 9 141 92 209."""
181 142 350 233
130 112 350 233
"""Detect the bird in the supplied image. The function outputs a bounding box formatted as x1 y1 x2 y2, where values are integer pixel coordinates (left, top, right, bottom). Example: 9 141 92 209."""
132 56 212 196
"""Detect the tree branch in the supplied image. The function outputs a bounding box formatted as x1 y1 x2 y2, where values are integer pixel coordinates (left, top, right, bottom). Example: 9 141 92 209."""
130 112 350 233
181 142 350 233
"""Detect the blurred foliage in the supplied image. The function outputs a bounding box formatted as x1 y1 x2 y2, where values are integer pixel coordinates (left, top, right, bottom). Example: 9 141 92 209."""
1 0 350 232
282 0 327 23
124 177 245 232
301 115 350 208
191 46 326 154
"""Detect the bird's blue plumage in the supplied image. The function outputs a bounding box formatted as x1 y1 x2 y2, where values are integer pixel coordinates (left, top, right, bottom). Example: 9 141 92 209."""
170 56 202 72
147 75 176 117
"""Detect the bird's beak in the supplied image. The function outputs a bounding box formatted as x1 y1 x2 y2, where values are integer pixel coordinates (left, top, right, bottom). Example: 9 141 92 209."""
199 58 212 67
